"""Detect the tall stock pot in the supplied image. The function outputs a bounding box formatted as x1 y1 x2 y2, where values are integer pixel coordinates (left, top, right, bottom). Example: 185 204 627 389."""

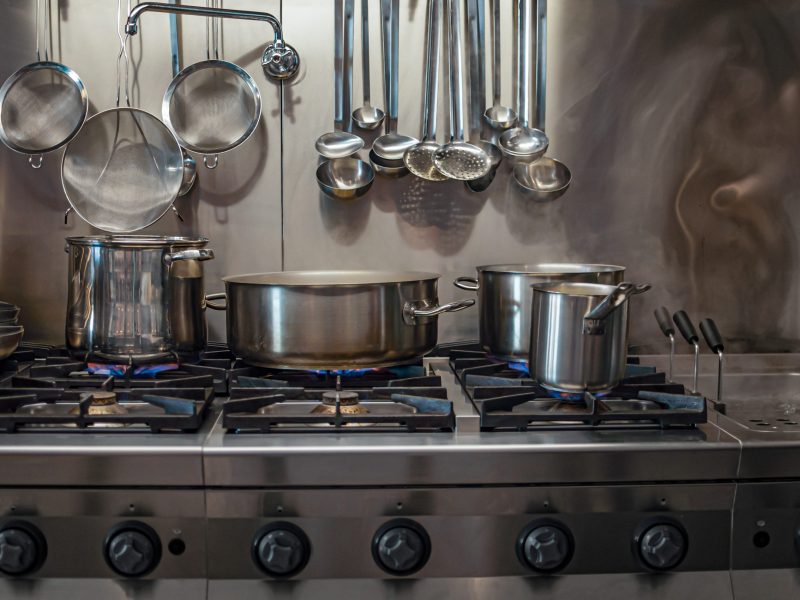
206 271 474 369
453 264 625 362
66 236 215 362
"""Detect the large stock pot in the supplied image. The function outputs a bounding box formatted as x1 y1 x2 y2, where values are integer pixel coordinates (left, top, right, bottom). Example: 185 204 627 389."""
453 263 625 362
66 236 215 362
206 271 474 369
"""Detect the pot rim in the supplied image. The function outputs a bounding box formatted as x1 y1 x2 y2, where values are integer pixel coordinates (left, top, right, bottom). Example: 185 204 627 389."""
223 270 441 287
533 282 620 297
476 263 625 275
66 235 209 248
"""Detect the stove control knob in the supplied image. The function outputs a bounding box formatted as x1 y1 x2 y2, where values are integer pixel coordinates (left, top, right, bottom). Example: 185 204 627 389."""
0 522 46 576
637 523 687 570
252 522 310 578
104 522 161 577
372 519 431 576
518 521 573 573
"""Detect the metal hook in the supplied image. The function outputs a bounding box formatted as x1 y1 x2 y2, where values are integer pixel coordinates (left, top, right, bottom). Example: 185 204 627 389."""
171 205 184 222
204 154 219 169
63 206 72 224
29 155 43 169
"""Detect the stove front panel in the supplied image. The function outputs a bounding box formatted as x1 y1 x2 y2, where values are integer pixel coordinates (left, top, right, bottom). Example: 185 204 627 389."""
731 482 800 599
206 483 734 587
0 489 206 581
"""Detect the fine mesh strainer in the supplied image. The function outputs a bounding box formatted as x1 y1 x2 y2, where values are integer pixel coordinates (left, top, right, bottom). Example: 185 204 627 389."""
61 2 183 234
0 0 87 168
162 0 262 169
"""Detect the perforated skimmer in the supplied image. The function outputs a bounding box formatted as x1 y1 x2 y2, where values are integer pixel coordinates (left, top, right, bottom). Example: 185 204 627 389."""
433 0 491 181
0 0 88 168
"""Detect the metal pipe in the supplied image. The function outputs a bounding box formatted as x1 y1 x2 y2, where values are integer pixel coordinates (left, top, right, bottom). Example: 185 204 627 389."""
125 2 283 42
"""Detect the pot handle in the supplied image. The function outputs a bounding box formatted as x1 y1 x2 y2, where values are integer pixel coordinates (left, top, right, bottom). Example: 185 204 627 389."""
205 293 228 311
453 276 479 291
163 249 215 266
403 299 475 325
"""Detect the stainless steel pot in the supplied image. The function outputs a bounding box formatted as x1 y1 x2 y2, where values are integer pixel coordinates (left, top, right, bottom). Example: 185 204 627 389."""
453 263 625 362
206 270 474 369
65 236 215 362
530 282 649 393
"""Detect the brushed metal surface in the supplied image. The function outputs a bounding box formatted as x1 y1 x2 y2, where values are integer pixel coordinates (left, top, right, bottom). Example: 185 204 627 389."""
65 236 212 360
220 271 466 368
205 484 733 579
457 263 624 362
530 282 630 392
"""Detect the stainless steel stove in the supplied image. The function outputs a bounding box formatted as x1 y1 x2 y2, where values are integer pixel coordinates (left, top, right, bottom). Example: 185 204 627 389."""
3 345 800 600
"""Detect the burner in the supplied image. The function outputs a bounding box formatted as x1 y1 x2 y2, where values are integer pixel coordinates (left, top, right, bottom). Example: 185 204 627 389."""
68 391 128 416
507 361 529 374
312 390 369 415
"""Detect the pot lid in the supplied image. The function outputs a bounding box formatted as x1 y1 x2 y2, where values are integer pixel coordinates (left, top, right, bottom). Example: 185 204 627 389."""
66 235 209 248
477 263 625 275
223 270 441 286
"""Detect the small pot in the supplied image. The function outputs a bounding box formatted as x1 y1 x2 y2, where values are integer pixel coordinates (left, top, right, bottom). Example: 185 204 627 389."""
454 263 625 362
206 270 474 369
65 236 215 362
530 282 649 393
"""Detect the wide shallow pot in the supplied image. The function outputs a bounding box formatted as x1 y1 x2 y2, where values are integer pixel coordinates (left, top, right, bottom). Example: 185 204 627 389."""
207 271 475 369
65 235 215 362
454 263 625 362
530 282 644 393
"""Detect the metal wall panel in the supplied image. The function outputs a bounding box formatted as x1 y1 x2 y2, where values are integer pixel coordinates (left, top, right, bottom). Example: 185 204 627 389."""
2 0 800 349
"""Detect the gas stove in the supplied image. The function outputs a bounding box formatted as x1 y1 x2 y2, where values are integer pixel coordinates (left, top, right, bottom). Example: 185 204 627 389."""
2 343 800 599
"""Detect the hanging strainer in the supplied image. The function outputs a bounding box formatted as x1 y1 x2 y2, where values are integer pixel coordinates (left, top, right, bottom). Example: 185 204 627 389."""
0 0 88 168
61 2 183 233
162 0 262 169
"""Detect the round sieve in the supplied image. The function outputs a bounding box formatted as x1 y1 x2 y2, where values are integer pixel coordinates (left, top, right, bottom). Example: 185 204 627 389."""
0 0 88 167
61 3 183 234
162 2 261 169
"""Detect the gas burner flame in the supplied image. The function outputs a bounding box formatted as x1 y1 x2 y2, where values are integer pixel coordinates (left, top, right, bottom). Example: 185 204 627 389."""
86 363 180 378
507 362 530 375
544 389 611 402
310 368 381 377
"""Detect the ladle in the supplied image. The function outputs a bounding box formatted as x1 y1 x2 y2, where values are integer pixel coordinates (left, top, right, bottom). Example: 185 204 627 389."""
498 0 548 162
482 0 517 131
372 0 417 161
512 0 572 199
317 0 374 198
403 0 446 182
583 282 651 335
352 0 385 130
433 0 491 181
316 0 364 159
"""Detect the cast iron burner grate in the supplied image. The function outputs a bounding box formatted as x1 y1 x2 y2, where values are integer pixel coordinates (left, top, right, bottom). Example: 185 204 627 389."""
445 344 706 430
223 366 454 433
0 345 217 432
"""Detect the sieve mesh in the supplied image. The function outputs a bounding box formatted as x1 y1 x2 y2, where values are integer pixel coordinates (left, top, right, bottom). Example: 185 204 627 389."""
61 108 183 233
0 63 87 154
163 60 261 154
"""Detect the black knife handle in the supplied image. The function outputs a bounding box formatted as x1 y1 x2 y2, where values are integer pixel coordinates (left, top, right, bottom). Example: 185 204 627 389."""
672 310 698 344
654 307 674 337
700 318 724 353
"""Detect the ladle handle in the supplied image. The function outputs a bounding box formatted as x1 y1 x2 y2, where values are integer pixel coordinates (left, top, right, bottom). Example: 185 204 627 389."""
343 0 355 133
466 0 485 142
447 0 465 142
654 306 674 337
673 310 699 344
700 318 724 353
379 0 399 134
515 0 531 128
421 0 441 140
584 282 651 323
533 0 546 130
490 0 501 107
361 0 371 105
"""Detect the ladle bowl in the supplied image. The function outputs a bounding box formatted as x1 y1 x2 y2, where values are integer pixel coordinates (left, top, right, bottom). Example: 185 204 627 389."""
434 141 492 181
369 148 409 178
512 157 571 201
498 126 549 162
316 157 375 199
465 140 502 192
315 131 364 159
352 105 385 131
483 105 517 131
372 132 418 161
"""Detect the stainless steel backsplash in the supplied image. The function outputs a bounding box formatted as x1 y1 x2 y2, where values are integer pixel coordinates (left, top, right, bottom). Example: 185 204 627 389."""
1 0 798 350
